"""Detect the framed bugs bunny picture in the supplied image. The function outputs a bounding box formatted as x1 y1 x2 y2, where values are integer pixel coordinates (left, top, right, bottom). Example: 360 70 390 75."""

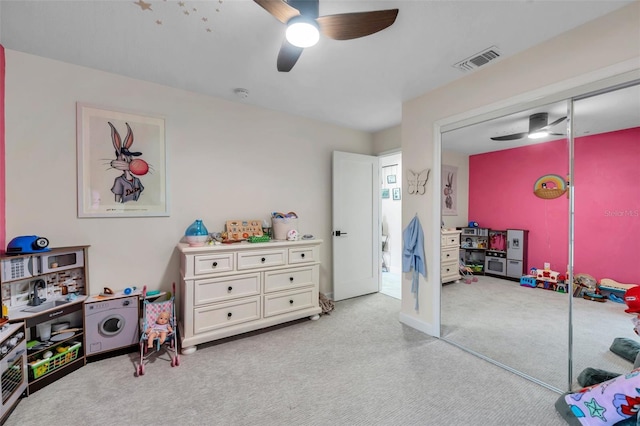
76 103 168 217
442 165 458 216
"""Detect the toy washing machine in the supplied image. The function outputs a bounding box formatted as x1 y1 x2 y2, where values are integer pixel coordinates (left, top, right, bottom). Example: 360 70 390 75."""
85 295 139 356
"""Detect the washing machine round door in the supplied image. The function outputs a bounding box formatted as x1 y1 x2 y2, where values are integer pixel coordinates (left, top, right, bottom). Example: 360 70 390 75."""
99 314 125 336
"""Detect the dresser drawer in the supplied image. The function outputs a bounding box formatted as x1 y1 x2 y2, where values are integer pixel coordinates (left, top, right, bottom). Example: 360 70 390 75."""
194 273 260 306
264 266 316 293
441 247 459 264
441 260 459 280
441 234 459 248
237 249 286 270
264 288 315 318
193 296 260 334
288 246 318 265
194 253 234 275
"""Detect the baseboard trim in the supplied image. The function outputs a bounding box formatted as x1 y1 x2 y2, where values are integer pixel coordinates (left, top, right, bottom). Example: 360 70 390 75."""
399 312 438 337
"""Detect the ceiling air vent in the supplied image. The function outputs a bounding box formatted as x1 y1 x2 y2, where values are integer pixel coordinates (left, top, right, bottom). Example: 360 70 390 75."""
453 46 501 72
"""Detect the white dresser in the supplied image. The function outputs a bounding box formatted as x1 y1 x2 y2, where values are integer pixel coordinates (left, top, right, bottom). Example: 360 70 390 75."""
441 229 461 283
177 240 322 354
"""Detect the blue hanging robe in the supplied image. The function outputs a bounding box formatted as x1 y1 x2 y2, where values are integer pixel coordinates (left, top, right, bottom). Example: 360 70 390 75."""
402 215 427 311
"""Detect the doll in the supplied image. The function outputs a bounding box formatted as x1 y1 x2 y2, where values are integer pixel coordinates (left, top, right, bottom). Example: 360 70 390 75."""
147 311 173 348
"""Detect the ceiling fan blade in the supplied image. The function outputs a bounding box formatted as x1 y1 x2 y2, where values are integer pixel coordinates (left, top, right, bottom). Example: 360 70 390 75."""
540 115 568 130
277 39 304 72
490 133 528 141
317 9 399 40
254 0 300 24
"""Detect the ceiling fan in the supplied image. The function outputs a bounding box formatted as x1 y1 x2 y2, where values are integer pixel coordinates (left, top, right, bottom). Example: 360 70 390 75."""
490 113 567 141
254 0 399 72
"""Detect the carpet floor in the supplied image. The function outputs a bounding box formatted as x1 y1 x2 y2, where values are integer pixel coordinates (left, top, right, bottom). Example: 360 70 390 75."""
6 293 566 426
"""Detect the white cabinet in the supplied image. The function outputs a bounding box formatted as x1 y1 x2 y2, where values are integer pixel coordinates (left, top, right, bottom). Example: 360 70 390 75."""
441 229 461 284
178 240 322 353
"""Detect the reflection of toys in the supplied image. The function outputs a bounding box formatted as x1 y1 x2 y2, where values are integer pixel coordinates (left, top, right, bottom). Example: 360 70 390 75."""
459 260 477 284
531 267 568 292
520 276 536 287
537 269 559 283
623 286 640 314
600 278 638 297
624 286 640 335
583 292 606 302
573 273 597 297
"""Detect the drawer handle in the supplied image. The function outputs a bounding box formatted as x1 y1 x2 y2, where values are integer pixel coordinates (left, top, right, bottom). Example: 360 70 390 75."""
301 253 305 258
227 286 233 292
446 268 450 272
445 253 450 258
212 262 218 267
289 300 294 305
261 257 266 263
227 312 232 318
289 277 294 282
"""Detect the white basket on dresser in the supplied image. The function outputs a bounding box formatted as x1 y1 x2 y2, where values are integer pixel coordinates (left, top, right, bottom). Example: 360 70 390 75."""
178 239 322 354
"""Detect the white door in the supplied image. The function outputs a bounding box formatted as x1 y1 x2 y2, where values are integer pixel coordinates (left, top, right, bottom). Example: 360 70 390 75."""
332 151 380 301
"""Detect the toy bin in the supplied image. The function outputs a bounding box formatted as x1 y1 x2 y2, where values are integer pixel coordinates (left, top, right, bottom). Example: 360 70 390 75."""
272 217 298 240
520 276 536 288
29 342 81 380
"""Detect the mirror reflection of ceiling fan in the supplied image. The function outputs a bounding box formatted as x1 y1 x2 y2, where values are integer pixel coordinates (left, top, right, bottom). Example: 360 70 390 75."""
490 113 567 141
254 0 399 72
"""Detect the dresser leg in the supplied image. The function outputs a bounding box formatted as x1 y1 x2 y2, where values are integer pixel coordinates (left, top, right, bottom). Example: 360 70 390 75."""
181 346 197 355
310 314 320 321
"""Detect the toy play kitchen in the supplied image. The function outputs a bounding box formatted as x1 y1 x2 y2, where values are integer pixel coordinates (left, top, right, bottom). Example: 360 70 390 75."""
0 322 28 423
0 244 90 396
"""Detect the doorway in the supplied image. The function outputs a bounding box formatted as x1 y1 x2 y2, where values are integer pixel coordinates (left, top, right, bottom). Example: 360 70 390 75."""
379 152 402 299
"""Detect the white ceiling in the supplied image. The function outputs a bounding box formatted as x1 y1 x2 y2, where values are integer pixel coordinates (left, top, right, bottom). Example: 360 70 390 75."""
0 0 634 134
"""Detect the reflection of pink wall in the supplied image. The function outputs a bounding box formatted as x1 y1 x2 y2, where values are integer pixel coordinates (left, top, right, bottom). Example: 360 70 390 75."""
469 140 569 273
0 45 5 252
574 127 640 284
469 127 640 284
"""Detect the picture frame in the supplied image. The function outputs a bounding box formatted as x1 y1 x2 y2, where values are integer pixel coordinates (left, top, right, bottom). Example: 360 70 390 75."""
392 188 401 200
381 188 390 199
76 103 168 217
386 175 397 184
442 164 458 216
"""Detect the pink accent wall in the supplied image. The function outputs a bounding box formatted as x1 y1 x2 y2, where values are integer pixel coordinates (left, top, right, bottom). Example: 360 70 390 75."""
469 139 570 274
574 127 640 284
0 44 5 252
469 127 640 284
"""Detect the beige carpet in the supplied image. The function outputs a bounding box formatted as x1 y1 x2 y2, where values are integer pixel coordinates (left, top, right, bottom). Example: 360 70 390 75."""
6 293 566 426
441 275 635 392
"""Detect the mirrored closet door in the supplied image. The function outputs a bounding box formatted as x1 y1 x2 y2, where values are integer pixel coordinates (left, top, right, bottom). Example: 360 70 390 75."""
440 100 571 392
570 82 640 388
440 77 640 393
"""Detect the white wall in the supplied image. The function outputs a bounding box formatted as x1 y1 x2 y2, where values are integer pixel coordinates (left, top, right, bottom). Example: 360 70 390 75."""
400 2 640 334
5 50 374 295
372 125 400 154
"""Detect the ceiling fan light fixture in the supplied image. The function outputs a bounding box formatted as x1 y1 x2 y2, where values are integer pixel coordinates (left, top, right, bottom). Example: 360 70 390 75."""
285 17 319 48
528 130 549 139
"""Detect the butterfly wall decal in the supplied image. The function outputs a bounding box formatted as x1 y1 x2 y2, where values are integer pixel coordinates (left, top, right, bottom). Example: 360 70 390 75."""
407 169 430 195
